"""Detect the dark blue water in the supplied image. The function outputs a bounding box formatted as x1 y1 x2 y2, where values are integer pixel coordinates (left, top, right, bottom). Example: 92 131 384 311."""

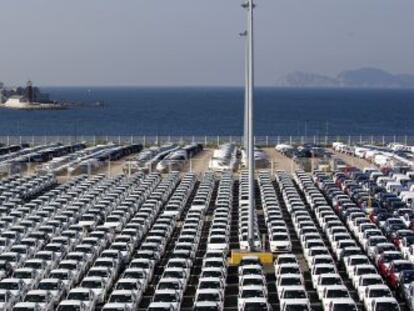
0 87 413 136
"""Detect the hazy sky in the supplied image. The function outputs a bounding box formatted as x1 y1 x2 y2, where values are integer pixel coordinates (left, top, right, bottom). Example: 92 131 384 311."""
1 0 413 86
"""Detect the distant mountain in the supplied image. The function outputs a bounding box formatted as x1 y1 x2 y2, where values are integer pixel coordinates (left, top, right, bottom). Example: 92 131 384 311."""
276 68 414 88
277 72 339 88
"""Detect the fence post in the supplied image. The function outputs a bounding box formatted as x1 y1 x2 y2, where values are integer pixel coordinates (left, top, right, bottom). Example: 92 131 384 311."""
93 136 96 146
266 136 269 147
289 136 292 145
204 136 207 146
382 135 385 146
32 136 35 146
217 136 220 147
143 136 146 148
277 136 280 145
405 135 408 146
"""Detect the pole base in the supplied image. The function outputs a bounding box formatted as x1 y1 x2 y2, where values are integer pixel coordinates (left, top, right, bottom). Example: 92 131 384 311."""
229 250 274 266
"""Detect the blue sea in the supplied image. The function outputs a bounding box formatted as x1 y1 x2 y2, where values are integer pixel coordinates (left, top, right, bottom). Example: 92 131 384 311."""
0 87 413 136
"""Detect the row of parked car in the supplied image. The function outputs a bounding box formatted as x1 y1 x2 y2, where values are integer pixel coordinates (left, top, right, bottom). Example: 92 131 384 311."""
294 170 401 311
0 144 87 176
239 171 261 251
0 173 117 310
257 172 292 253
0 174 57 206
146 172 200 311
277 171 356 311
205 173 232 256
191 172 232 311
314 168 414 310
60 172 163 311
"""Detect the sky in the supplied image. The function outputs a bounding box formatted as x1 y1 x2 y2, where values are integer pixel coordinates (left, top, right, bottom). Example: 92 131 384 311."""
0 0 413 87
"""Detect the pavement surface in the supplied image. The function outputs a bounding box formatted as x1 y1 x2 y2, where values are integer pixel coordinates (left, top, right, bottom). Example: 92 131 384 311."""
183 149 214 174
263 147 300 173
330 149 374 170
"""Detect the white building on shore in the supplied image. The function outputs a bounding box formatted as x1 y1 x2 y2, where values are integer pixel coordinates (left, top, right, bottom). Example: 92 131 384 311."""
1 81 66 110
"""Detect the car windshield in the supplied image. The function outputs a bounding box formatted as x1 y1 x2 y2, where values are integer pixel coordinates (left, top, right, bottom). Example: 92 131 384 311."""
59 264 75 270
202 271 221 278
131 262 149 269
351 258 369 265
280 267 299 274
68 292 90 300
284 305 309 311
316 267 335 274
243 279 264 286
109 294 133 303
278 258 296 265
273 235 288 241
369 289 392 297
158 282 180 290
395 263 414 272
124 271 145 279
58 305 82 311
200 281 221 289
36 254 52 260
39 282 58 290
163 271 184 279
81 280 102 288
0 255 16 261
244 302 269 311
284 290 306 299
362 278 382 286
0 282 19 289
193 307 220 311
376 302 399 311
26 294 48 302
14 271 32 278
197 293 220 301
89 270 109 277
326 290 349 298
153 293 178 302
50 272 68 279
117 282 138 290
357 268 376 275
332 304 358 311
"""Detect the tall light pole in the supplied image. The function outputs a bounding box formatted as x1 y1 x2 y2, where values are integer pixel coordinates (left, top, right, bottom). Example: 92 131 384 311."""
242 0 256 251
